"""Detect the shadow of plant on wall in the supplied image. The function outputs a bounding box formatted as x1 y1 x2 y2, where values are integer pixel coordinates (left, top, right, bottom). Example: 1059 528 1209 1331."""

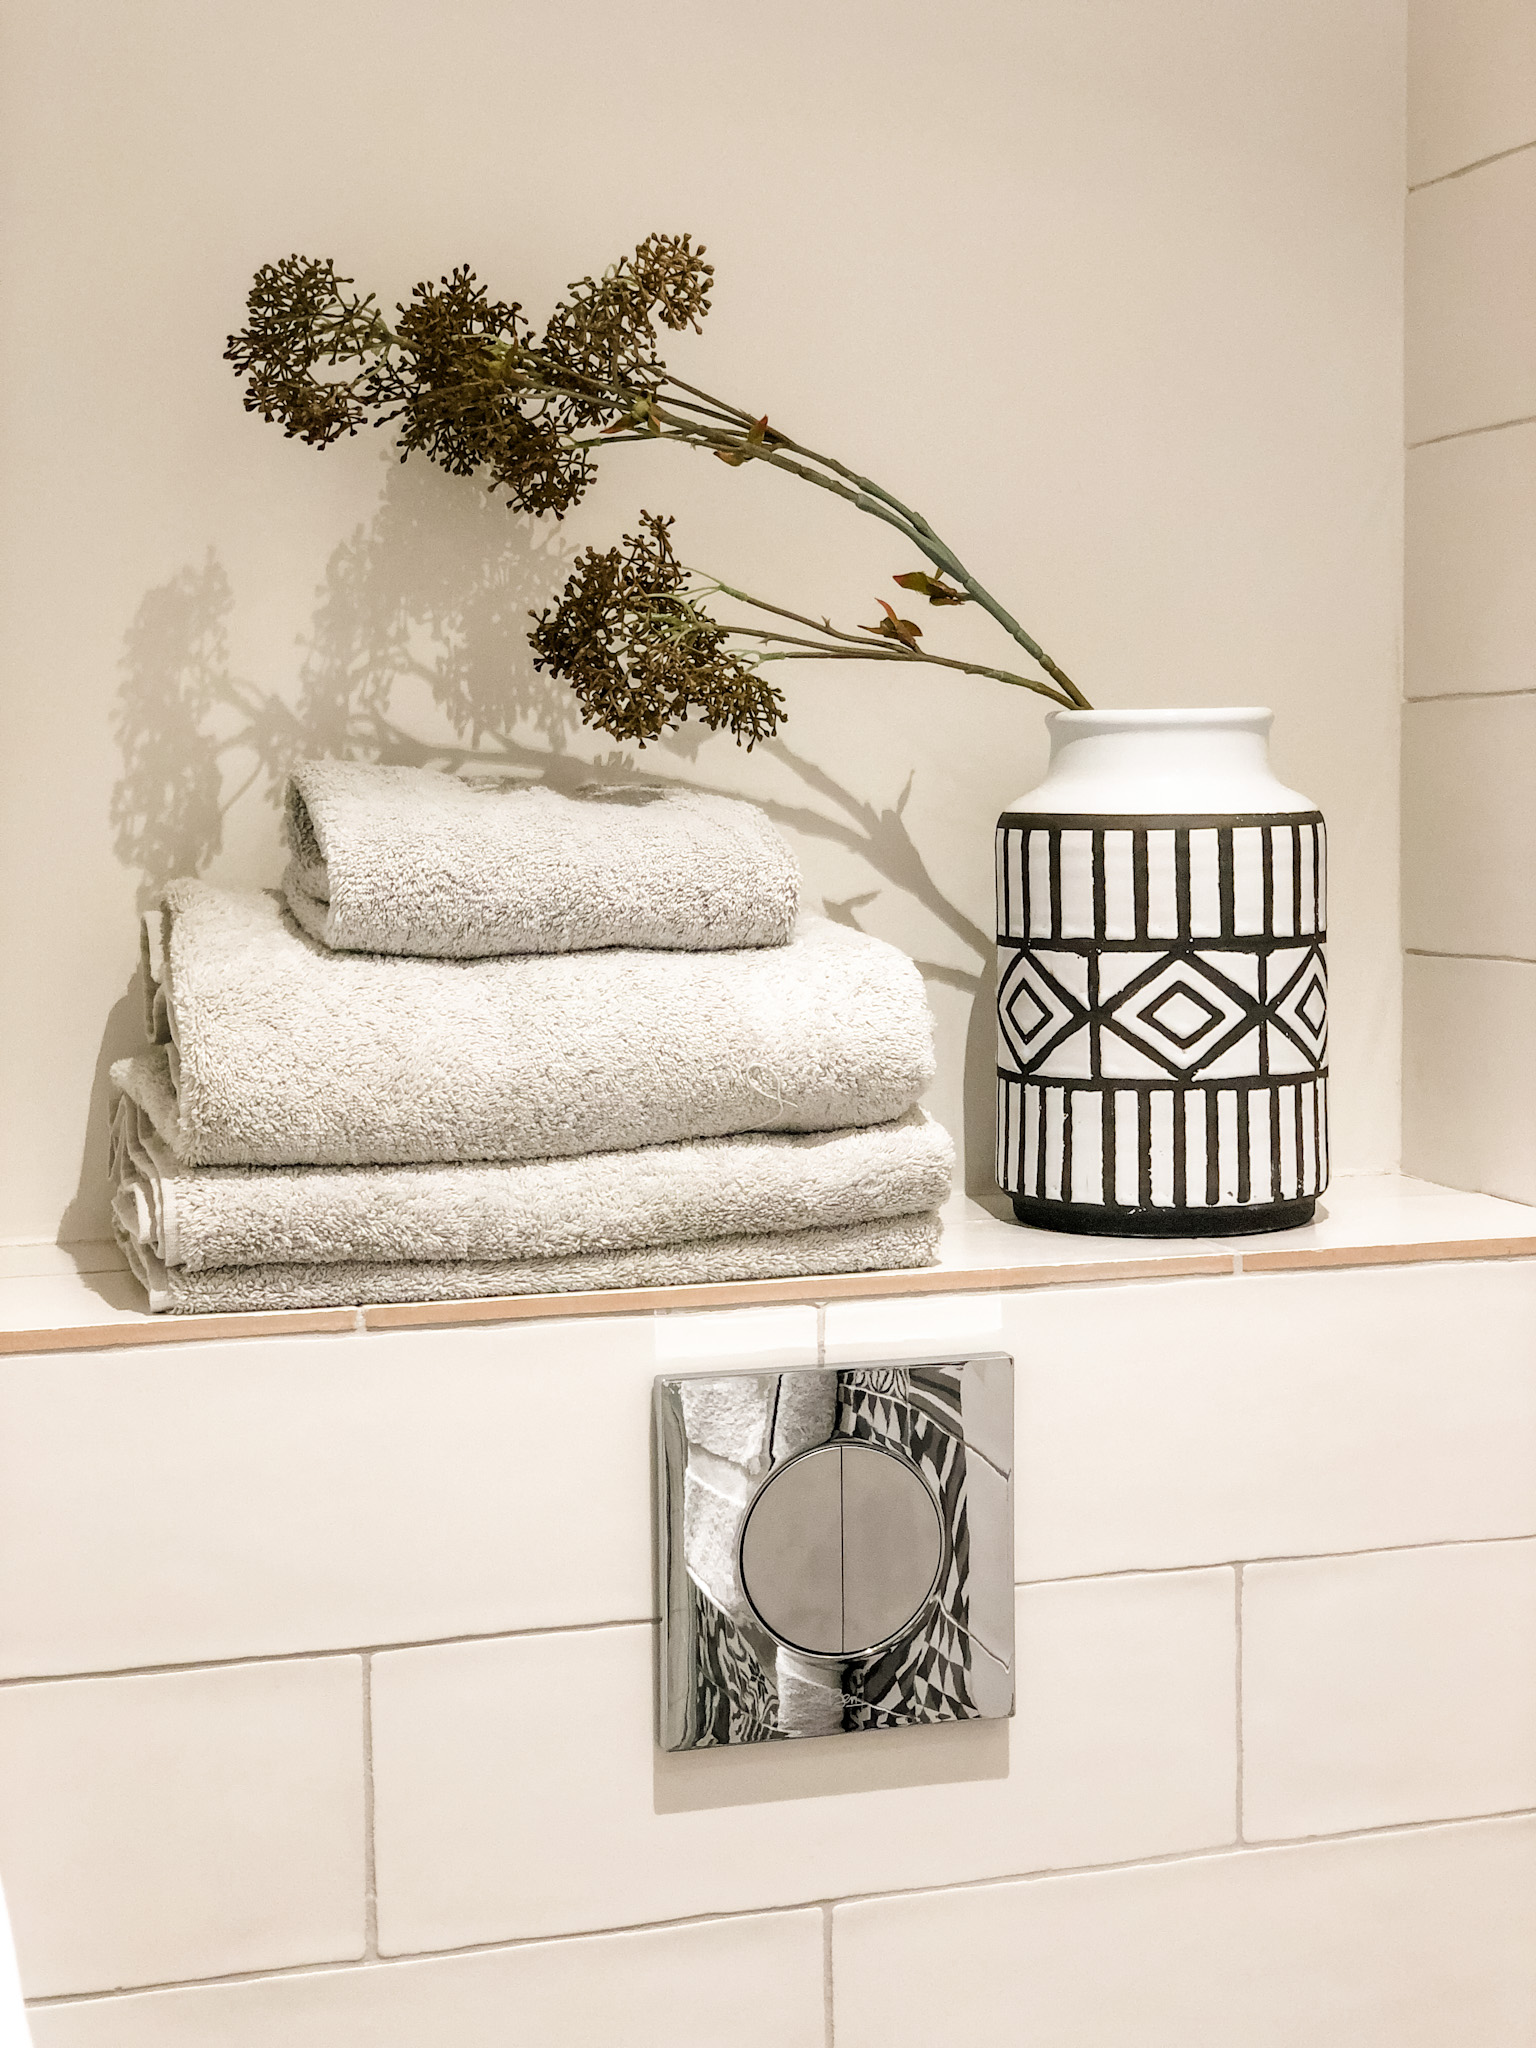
110 461 999 1193
112 461 989 989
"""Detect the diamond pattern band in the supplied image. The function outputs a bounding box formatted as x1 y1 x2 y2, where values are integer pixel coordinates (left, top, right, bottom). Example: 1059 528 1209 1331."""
995 811 1328 1216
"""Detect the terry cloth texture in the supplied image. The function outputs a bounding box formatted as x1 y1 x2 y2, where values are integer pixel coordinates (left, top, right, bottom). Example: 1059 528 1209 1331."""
117 1213 944 1315
109 1078 954 1271
139 884 936 1168
284 764 801 956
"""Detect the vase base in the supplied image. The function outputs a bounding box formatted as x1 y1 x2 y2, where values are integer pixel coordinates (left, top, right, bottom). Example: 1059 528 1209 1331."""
1008 1196 1317 1240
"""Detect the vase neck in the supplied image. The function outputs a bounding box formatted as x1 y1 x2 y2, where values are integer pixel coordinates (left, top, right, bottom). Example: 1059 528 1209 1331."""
1009 708 1315 817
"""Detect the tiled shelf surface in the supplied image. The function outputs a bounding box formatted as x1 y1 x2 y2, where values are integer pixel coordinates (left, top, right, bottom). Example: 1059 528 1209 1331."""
0 1174 1532 1356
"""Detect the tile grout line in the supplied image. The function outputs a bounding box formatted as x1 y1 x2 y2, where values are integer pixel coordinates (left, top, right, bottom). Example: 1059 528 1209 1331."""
1405 688 1536 705
10 1533 1536 1689
27 1806 1536 2008
1407 136 1536 191
361 1654 378 1961
822 1903 835 2048
1405 948 1536 966
1017 1530 1536 1588
0 1617 657 1689
1234 1563 1245 1844
1407 413 1536 451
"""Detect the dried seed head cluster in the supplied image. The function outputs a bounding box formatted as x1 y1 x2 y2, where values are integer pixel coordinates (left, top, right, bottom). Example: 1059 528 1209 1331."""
371 267 593 517
224 256 385 446
224 234 713 518
229 232 1088 741
529 514 784 750
542 234 714 425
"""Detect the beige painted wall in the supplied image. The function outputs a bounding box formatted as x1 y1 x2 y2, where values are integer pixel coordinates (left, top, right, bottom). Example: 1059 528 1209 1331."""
1402 0 1536 1203
0 0 1405 1242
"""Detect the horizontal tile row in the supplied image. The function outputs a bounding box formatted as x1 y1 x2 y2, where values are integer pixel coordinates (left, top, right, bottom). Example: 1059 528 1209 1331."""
1402 696 1536 959
836 1816 1536 2048
1409 0 1536 187
1 1573 1233 1995
1406 423 1536 699
1406 148 1536 445
369 1574 1236 1953
27 1911 827 2048
1404 958 1536 1205
33 1818 1536 2039
2 1264 1533 1678
29 1819 1536 2047
10 1537 1533 1997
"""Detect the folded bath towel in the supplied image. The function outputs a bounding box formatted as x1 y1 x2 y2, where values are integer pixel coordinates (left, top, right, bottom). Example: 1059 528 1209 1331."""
138 885 935 1168
284 764 801 956
110 1075 954 1271
117 1212 944 1314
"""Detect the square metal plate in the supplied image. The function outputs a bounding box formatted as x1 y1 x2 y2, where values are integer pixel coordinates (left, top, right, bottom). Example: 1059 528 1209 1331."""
654 1355 1014 1749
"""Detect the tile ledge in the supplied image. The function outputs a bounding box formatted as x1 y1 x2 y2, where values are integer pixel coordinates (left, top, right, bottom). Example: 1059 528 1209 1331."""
0 1176 1531 1355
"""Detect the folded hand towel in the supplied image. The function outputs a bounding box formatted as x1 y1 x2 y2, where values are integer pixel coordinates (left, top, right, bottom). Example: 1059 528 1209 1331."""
110 1072 953 1270
117 1212 943 1314
284 764 800 956
140 885 935 1168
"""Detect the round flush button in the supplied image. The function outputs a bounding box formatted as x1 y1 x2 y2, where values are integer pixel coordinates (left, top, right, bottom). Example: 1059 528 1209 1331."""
738 1442 944 1658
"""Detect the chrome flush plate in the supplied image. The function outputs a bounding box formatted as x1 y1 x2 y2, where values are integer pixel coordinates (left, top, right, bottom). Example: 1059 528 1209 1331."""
654 1355 1014 1748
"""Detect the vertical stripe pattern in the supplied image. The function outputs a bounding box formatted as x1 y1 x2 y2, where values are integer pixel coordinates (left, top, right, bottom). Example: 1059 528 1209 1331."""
996 811 1327 1215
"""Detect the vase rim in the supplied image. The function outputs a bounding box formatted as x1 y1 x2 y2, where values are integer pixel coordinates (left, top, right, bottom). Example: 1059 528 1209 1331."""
1046 706 1273 730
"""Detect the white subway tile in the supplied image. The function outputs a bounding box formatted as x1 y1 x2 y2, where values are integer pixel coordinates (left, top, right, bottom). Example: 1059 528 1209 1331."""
1404 957 1536 1203
25 1910 825 2048
1409 0 1536 186
1403 698 1536 957
1243 1539 1536 1838
824 1292 1003 1361
1406 424 1536 697
1004 1263 1536 1579
0 1659 363 1998
1406 151 1536 444
369 1573 1234 1951
0 1316 658 1677
653 1304 818 1366
833 1816 1536 2048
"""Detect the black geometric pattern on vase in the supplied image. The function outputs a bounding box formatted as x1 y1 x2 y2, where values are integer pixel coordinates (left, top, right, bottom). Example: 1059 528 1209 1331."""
995 811 1327 1235
835 1366 979 1730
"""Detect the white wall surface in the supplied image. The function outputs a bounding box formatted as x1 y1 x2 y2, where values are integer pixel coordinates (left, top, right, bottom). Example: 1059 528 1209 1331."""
0 0 1406 1238
1402 2 1536 1201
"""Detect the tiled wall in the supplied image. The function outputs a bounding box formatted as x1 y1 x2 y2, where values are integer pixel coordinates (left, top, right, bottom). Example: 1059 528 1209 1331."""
2 1266 1533 2043
1403 1 1536 1202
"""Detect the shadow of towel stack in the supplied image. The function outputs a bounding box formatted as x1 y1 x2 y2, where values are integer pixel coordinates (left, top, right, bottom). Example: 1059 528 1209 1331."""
108 763 954 1313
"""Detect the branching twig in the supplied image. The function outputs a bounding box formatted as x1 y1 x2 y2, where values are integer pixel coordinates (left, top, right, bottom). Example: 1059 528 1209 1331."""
226 235 1093 743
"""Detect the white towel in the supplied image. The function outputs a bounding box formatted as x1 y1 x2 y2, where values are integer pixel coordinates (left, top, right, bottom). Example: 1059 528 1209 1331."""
109 1075 954 1270
284 763 801 956
117 1213 943 1314
138 885 936 1168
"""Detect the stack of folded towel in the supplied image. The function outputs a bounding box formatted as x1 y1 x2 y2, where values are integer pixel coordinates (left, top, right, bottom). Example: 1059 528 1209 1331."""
109 764 953 1312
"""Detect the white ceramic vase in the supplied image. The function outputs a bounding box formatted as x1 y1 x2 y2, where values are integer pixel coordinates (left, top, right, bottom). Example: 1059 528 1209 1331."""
995 708 1328 1236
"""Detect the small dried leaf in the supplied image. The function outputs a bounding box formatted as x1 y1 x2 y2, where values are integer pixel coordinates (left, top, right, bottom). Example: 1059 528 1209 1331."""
893 570 968 605
859 599 923 649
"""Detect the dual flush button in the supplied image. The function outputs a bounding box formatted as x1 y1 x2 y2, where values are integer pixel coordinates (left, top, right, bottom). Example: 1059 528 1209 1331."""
740 1441 944 1658
654 1355 1015 1748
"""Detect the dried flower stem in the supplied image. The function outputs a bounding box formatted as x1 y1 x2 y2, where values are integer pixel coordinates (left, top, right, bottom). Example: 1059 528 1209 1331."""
227 238 1094 746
